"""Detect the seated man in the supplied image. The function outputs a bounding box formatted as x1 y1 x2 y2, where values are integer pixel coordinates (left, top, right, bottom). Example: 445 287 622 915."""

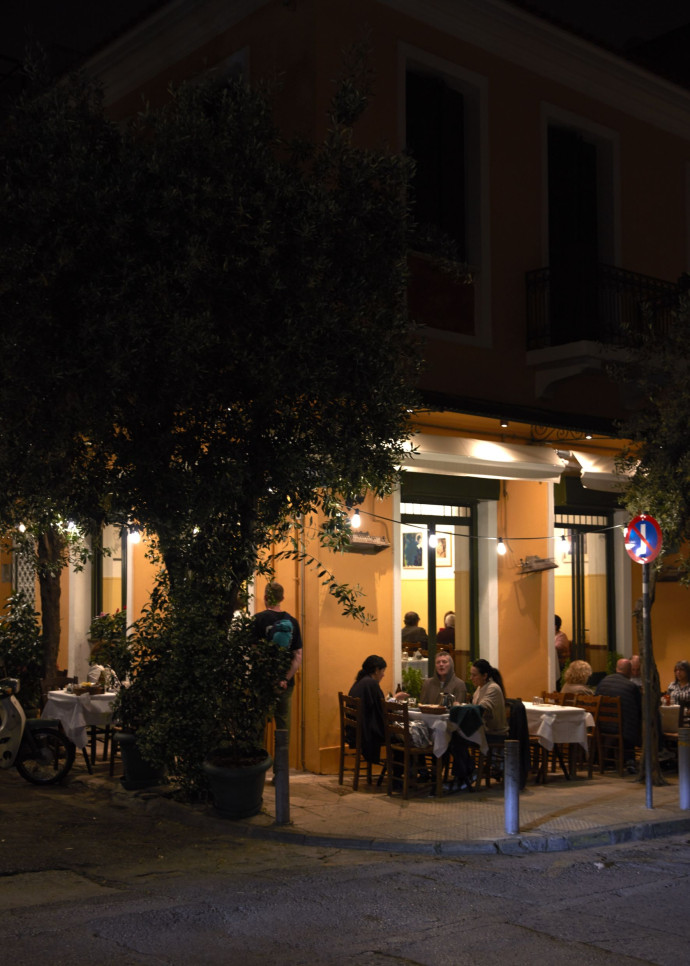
420 651 466 705
595 658 641 770
401 611 428 654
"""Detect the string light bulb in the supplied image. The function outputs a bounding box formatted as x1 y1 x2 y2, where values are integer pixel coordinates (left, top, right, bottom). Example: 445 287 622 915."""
428 533 438 549
351 508 361 529
560 531 571 553
129 529 141 545
497 538 507 556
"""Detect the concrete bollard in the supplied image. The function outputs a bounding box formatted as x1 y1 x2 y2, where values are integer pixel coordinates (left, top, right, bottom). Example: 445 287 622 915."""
504 739 520 834
679 727 690 811
274 728 290 825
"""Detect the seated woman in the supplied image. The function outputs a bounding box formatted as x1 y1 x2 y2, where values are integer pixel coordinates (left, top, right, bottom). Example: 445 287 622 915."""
469 658 508 735
667 661 690 727
561 660 594 696
348 655 388 764
667 660 690 703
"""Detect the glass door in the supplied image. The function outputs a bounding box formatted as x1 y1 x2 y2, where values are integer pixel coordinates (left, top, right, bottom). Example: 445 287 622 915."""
554 513 614 676
401 504 476 687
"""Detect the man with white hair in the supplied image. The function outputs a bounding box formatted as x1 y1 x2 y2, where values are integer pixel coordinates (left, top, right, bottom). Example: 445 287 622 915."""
420 651 466 704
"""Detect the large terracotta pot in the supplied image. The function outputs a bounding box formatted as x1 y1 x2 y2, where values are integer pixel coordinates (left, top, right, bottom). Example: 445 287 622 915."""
202 751 272 819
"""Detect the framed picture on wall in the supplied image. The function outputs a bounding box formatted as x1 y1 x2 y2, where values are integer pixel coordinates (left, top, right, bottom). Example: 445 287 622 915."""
402 526 426 570
435 533 453 567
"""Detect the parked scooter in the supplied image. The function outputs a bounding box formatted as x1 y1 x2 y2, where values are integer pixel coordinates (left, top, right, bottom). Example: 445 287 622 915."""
0 677 75 783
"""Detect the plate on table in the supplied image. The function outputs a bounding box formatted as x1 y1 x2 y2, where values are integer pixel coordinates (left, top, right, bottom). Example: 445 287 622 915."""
418 704 447 715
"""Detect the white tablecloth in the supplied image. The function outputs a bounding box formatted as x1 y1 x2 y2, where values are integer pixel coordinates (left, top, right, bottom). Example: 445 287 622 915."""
42 691 117 749
408 707 488 757
524 702 594 753
401 658 428 680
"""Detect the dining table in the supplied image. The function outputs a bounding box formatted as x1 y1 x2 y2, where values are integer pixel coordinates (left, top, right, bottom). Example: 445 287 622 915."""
524 701 594 780
401 657 428 681
41 690 117 769
408 703 488 757
524 701 594 752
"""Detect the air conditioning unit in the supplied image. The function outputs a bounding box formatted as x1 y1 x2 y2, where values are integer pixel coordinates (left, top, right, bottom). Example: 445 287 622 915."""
519 555 558 574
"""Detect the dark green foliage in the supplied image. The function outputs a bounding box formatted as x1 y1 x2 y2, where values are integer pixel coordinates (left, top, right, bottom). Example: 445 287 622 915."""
0 592 43 711
88 609 129 686
0 55 420 792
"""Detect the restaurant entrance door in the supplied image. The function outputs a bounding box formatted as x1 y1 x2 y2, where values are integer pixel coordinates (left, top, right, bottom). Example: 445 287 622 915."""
554 512 615 675
400 503 477 683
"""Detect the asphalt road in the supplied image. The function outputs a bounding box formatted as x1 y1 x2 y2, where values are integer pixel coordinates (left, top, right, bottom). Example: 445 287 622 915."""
2 767 689 965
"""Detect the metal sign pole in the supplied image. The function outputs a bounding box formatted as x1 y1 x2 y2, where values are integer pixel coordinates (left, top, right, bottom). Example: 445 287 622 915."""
642 561 653 809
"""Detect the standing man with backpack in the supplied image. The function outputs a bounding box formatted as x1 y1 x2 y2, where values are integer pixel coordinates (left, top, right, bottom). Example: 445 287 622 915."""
252 580 303 738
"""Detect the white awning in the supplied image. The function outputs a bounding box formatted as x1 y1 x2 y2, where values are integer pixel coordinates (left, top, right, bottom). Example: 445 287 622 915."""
570 450 632 492
403 434 568 482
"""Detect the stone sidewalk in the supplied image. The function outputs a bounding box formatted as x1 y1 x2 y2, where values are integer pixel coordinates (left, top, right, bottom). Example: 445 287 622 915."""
226 766 690 854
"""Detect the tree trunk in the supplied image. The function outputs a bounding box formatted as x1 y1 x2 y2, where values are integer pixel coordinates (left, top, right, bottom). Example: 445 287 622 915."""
37 527 65 679
633 567 667 786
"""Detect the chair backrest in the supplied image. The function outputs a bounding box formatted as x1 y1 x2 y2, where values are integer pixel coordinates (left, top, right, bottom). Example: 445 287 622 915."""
574 693 601 723
383 701 413 749
560 691 577 706
338 692 362 747
542 691 565 705
597 694 622 733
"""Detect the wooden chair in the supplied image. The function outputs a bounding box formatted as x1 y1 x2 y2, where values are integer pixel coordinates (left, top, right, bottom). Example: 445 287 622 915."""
560 691 577 706
476 702 511 788
597 695 625 776
337 692 375 790
573 693 601 778
383 702 443 799
541 691 565 705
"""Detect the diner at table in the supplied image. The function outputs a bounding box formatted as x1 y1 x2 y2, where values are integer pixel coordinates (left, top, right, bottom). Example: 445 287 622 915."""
347 654 389 765
561 660 594 696
419 651 466 705
666 660 690 716
469 659 508 736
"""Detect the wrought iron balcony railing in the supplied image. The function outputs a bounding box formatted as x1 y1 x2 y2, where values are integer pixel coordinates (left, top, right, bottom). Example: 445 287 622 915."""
526 263 680 350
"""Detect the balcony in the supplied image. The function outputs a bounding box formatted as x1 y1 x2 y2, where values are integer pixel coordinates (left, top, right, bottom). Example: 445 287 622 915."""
526 263 679 351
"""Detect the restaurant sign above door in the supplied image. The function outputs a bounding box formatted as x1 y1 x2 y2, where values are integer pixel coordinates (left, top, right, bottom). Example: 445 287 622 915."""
624 514 662 564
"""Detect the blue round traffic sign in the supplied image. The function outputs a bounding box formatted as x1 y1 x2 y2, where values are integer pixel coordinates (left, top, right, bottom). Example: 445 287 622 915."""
625 514 662 564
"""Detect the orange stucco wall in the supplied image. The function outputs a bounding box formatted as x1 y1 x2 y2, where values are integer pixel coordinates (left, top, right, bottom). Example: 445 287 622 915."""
497 480 551 701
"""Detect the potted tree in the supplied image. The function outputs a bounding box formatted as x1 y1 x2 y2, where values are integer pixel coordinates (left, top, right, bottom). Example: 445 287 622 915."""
110 585 169 790
201 614 291 818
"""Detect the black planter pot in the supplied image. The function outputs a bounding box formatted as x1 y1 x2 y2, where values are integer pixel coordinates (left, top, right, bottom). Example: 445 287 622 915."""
203 751 272 819
115 730 168 790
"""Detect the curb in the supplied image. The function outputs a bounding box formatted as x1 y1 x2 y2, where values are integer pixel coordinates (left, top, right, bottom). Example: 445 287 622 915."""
127 787 690 855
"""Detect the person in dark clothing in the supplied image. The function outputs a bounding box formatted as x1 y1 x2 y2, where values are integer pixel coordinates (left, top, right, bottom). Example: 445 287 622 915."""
401 611 428 652
595 658 641 765
252 580 303 737
348 655 388 764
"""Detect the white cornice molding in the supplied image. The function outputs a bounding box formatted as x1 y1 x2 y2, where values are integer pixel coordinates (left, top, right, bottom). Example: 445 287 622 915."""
88 0 690 139
86 0 268 105
379 0 690 139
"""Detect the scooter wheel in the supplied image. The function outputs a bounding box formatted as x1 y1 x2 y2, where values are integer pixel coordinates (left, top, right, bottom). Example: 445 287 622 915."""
16 727 75 784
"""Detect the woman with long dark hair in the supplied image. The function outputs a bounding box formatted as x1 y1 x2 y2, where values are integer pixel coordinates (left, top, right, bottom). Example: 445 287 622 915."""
470 658 508 735
348 655 388 763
